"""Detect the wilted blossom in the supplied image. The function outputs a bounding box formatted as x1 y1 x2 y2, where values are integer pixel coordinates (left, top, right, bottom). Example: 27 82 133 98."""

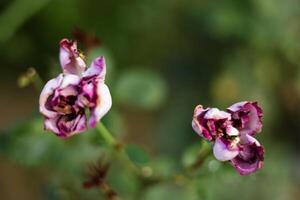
39 39 112 138
192 101 264 175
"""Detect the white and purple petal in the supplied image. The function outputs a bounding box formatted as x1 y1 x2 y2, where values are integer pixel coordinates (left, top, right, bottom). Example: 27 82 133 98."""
83 56 106 81
230 135 264 175
205 108 231 120
59 39 86 75
192 105 232 141
44 112 87 138
89 83 112 127
192 105 210 139
227 101 263 136
39 74 63 118
213 138 240 161
40 39 112 138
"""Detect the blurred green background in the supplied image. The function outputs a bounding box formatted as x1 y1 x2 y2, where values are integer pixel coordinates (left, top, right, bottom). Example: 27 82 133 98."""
0 0 299 199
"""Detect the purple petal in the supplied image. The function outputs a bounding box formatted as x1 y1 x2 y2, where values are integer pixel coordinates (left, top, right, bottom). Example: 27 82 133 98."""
227 101 263 136
59 39 86 75
89 83 112 127
39 74 63 118
192 105 210 138
231 135 264 175
213 138 240 161
192 105 232 141
44 112 87 138
83 56 106 81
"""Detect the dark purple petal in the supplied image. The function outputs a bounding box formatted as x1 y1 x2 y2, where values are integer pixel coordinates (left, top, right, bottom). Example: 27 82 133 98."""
42 75 82 116
231 135 264 175
192 105 232 141
45 111 87 138
227 101 263 136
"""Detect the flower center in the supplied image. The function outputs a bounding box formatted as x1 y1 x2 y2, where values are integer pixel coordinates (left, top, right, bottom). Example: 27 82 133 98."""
53 95 78 114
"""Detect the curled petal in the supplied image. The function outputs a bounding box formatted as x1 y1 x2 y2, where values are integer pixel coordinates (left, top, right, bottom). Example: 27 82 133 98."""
89 83 112 127
60 74 81 88
192 105 231 140
59 39 86 75
226 125 239 136
39 74 63 118
192 105 210 138
192 105 212 140
205 108 231 120
227 101 263 136
213 138 240 161
231 135 264 175
44 112 87 138
44 117 59 134
83 56 106 81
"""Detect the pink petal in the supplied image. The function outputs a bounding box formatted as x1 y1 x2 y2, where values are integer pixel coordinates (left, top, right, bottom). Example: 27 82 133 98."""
231 135 264 175
39 74 63 118
192 105 210 139
45 113 87 138
60 74 81 88
204 108 231 120
44 116 60 134
83 56 106 81
59 39 86 75
213 138 239 161
226 125 239 136
227 101 263 136
89 83 112 127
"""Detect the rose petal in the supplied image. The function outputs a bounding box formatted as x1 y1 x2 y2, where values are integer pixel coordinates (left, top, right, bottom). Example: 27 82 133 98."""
213 138 239 161
89 83 112 127
192 105 213 140
205 108 231 120
226 125 239 136
192 105 232 141
45 112 87 138
60 74 81 88
83 56 106 81
59 39 86 75
231 135 264 175
227 101 263 136
44 116 60 134
39 74 63 118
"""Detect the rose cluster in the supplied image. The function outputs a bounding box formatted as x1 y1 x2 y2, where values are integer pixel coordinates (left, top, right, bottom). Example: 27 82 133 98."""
39 39 112 138
192 101 264 175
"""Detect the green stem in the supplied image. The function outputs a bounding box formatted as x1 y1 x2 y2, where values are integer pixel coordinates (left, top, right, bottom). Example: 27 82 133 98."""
96 122 117 147
96 122 140 173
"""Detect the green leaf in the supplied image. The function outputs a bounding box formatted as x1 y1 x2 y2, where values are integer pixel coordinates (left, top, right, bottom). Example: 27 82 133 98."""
125 144 150 165
115 69 168 110
0 0 50 43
